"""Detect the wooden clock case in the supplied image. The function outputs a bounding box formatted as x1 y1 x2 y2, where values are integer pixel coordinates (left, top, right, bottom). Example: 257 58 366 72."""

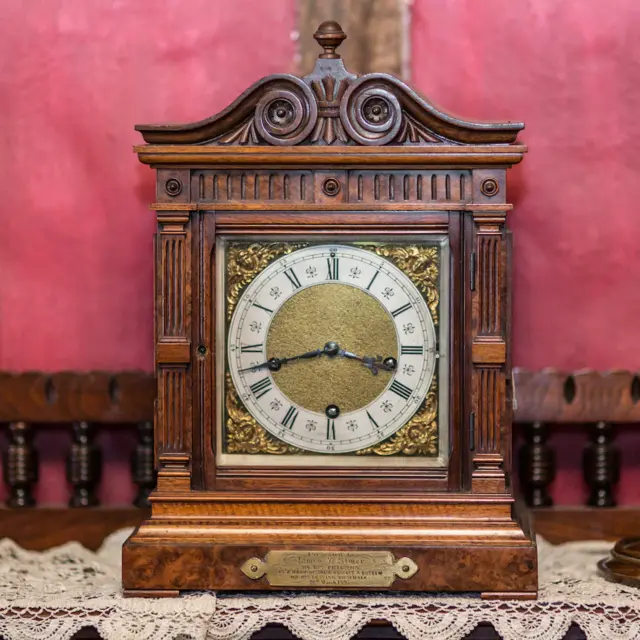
123 22 537 598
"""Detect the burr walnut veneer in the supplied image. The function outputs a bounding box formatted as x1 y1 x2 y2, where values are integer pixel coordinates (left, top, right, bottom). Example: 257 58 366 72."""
122 22 537 598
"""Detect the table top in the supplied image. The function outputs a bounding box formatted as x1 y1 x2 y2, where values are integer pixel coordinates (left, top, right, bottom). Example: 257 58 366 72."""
0 528 638 640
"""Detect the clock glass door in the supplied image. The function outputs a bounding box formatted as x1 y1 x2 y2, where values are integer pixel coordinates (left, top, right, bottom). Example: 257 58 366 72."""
215 234 450 469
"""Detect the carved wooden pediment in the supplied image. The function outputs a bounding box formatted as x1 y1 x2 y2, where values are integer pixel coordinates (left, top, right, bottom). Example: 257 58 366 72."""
136 21 523 147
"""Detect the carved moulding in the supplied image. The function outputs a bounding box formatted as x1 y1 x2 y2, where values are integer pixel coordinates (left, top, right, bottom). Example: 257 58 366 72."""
136 19 523 149
223 242 440 457
218 77 318 146
137 71 523 147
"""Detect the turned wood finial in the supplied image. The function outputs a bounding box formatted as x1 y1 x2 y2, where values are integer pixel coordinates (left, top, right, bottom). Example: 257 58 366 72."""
313 21 346 59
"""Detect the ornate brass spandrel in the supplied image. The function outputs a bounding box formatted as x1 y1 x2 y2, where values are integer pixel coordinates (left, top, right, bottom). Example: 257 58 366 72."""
357 378 438 456
226 241 439 327
224 374 439 458
241 550 418 588
226 242 308 320
359 243 440 327
225 373 301 455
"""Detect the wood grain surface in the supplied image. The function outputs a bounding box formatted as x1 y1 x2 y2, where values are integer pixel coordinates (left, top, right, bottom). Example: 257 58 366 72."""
513 368 640 424
2 505 637 551
0 371 155 424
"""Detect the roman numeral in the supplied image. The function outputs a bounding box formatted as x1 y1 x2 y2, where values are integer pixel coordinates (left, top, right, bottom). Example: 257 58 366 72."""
389 379 413 400
326 418 336 439
391 303 412 318
284 268 301 290
282 406 299 429
241 343 263 353
366 270 380 290
366 411 380 430
326 257 339 280
249 377 272 399
401 345 424 355
252 302 273 314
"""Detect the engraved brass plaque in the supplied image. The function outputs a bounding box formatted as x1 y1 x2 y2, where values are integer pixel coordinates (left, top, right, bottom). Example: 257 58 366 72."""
241 551 418 588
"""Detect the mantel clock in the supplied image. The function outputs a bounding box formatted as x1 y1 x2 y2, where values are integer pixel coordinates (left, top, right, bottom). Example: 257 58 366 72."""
123 22 537 598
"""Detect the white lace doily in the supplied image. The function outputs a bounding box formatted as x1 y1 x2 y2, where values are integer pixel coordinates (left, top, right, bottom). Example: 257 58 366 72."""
0 528 638 640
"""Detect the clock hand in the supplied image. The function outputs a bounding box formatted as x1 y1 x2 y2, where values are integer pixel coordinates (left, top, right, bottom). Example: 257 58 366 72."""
239 342 340 373
338 349 397 376
239 347 324 373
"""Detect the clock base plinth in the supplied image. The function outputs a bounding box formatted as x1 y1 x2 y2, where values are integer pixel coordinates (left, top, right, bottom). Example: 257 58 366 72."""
480 591 538 601
122 589 180 598
122 494 537 597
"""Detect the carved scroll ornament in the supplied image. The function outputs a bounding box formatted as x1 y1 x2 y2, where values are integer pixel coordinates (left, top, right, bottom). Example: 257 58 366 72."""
136 22 523 148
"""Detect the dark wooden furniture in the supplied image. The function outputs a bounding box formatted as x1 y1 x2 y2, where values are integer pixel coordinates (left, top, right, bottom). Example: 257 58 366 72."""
0 370 155 509
514 368 632 509
0 371 153 551
121 21 536 597
0 367 637 640
2 367 637 550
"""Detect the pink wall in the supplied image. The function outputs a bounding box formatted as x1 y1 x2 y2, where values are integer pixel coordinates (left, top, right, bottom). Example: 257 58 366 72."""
0 0 296 371
1 1 638 504
0 0 296 505
412 0 640 371
412 0 640 505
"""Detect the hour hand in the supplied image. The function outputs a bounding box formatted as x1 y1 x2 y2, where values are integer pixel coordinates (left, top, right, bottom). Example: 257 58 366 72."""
338 349 397 375
239 347 324 373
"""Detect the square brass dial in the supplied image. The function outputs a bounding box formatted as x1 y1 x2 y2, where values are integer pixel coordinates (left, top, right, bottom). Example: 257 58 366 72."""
215 235 450 469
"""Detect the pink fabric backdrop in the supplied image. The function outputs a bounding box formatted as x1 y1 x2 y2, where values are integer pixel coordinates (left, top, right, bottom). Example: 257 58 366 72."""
0 1 638 503
411 0 640 504
0 0 296 372
412 0 640 371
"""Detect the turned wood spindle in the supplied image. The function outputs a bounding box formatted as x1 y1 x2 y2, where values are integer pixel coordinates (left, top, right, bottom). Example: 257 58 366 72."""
66 421 102 507
131 421 155 508
3 421 38 507
583 421 620 508
519 421 555 507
